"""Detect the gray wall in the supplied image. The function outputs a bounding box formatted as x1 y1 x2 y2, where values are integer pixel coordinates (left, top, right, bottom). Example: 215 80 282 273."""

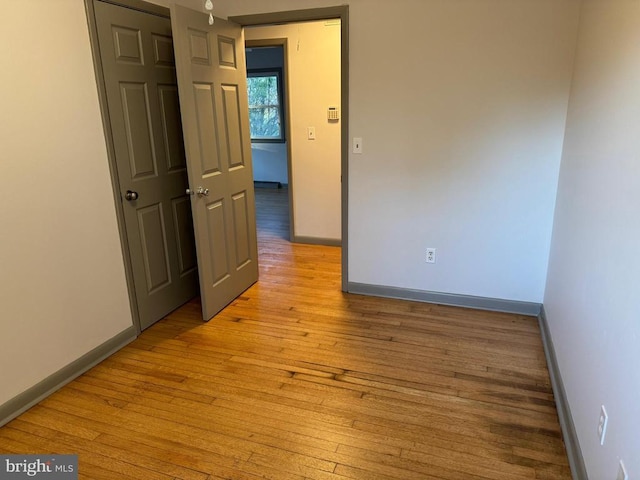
246 45 284 70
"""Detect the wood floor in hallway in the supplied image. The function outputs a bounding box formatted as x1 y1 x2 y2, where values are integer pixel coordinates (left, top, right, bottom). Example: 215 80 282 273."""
0 187 571 479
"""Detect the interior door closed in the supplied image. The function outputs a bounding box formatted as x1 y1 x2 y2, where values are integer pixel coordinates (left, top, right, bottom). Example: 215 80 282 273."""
95 1 198 330
171 5 259 320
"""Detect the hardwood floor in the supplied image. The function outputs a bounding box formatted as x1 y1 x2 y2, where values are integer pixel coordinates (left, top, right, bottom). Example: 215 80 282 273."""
0 187 571 479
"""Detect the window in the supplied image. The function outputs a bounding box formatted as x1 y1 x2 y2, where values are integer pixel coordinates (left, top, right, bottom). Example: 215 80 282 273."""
246 69 285 142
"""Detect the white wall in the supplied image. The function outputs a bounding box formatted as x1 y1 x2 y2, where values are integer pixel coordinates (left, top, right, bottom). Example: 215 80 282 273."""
198 0 579 302
0 1 134 406
544 1 640 477
347 0 579 302
245 22 342 242
251 143 288 185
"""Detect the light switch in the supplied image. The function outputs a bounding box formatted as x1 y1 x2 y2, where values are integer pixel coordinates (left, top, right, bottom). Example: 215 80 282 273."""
307 127 316 140
353 137 363 154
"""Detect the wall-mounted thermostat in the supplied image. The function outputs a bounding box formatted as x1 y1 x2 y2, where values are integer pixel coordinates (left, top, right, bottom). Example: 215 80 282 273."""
327 106 339 121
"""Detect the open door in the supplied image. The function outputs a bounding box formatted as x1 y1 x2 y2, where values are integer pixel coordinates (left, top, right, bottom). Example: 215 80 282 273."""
171 5 258 320
94 0 198 331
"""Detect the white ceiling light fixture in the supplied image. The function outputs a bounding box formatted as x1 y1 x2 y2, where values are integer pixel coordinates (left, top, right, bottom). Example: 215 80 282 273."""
204 0 214 25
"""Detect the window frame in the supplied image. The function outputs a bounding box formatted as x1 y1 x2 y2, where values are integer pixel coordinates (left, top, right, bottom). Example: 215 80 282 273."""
246 67 286 143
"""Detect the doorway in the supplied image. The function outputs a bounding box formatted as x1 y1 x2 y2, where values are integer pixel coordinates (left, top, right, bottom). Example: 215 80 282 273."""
232 8 349 291
245 44 294 242
242 18 345 252
86 1 349 332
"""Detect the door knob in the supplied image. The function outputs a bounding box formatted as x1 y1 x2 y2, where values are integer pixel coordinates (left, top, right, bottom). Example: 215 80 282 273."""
186 187 209 196
125 190 139 201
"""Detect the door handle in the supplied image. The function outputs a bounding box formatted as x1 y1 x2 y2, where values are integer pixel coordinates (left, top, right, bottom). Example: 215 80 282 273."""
187 187 209 197
125 190 139 201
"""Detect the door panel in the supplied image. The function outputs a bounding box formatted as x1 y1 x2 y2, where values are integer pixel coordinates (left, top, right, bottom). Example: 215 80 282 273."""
221 84 245 167
120 82 157 178
189 29 211 64
206 200 231 287
218 36 237 67
192 84 222 174
231 192 251 268
95 1 198 330
112 26 143 63
137 203 171 292
153 34 175 66
171 5 258 320
158 85 187 172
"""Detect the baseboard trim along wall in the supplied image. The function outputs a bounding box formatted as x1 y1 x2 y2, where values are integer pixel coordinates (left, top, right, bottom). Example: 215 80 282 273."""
0 326 137 428
293 236 342 247
538 307 588 480
347 282 542 316
0 288 586 480
349 281 585 477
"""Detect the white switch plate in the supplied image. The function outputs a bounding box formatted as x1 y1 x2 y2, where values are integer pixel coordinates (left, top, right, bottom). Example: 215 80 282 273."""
307 127 316 140
353 137 363 154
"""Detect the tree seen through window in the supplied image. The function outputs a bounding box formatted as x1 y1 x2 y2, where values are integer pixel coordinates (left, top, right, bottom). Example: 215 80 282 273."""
247 69 284 142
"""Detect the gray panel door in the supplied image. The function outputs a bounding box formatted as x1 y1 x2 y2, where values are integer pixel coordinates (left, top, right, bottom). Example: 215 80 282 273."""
95 1 198 330
170 5 259 320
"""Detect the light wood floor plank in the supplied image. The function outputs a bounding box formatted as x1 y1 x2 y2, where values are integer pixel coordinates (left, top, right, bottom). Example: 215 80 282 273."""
0 188 571 479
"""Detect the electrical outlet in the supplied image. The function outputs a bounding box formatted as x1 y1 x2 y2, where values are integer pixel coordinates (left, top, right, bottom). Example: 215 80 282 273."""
617 460 628 480
426 248 436 264
598 405 608 445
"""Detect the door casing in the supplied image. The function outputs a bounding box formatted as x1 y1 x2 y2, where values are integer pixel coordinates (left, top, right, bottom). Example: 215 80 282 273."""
231 7 349 292
85 1 351 333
